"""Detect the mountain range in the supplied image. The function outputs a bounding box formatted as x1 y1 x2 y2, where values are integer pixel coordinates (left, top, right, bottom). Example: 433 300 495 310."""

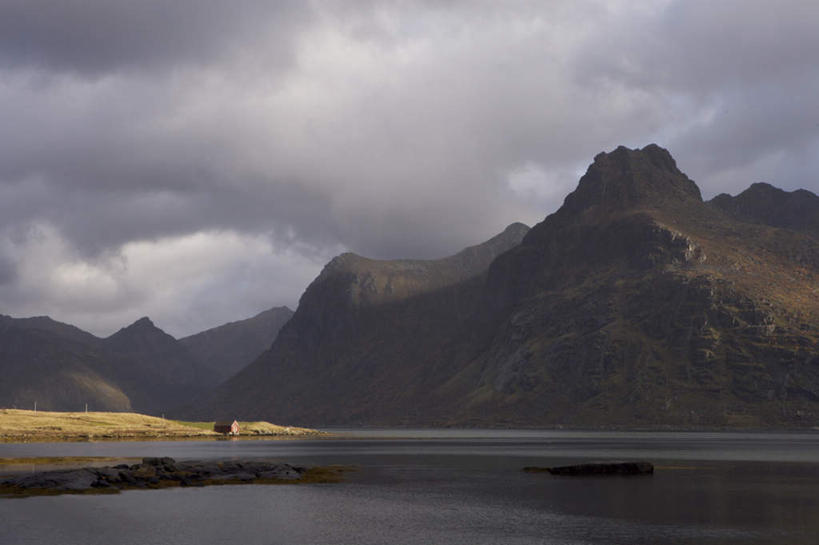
189 144 819 428
0 307 293 414
3 144 817 428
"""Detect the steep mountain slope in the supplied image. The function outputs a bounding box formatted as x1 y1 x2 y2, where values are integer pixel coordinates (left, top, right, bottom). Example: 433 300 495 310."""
0 315 131 411
196 145 819 428
179 306 294 384
470 145 819 427
189 223 530 422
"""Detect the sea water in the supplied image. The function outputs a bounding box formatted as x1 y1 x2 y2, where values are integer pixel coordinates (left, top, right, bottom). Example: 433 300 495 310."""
1 430 818 544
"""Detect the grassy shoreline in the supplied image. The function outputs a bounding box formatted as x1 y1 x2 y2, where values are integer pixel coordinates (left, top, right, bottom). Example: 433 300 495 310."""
0 409 325 443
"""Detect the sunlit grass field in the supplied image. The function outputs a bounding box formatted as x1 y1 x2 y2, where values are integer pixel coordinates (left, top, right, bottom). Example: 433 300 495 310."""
0 409 321 442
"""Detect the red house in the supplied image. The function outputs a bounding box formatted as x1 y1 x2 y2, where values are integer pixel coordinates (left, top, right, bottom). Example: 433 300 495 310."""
214 420 240 436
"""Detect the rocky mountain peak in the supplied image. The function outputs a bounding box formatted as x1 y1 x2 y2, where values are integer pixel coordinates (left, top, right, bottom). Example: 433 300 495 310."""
559 144 702 216
130 316 155 329
711 182 795 208
107 316 174 345
710 182 819 236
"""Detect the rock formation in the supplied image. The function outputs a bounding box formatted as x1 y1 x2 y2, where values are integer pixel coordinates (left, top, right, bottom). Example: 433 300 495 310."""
0 457 317 496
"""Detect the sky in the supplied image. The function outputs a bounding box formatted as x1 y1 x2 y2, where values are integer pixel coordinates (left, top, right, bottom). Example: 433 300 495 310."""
0 0 817 337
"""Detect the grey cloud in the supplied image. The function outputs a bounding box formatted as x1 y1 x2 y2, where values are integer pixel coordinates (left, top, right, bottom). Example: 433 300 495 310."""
572 0 819 196
0 0 312 75
0 254 16 286
0 1 817 335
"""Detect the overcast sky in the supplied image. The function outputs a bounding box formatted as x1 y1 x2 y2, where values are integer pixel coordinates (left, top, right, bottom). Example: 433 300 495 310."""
0 0 817 337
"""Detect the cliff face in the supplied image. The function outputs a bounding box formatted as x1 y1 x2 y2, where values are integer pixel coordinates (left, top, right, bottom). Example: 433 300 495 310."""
193 145 819 428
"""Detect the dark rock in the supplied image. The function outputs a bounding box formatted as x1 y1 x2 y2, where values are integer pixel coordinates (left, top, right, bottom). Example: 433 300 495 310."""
257 465 302 480
533 462 655 476
0 457 325 496
142 457 176 468
5 468 99 491
94 468 123 483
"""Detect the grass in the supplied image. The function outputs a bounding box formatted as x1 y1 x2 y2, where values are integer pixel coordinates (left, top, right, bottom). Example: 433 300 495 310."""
173 420 322 437
0 409 324 442
174 420 213 431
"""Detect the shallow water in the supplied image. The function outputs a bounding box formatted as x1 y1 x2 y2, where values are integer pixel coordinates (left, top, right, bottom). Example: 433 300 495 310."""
2 430 818 544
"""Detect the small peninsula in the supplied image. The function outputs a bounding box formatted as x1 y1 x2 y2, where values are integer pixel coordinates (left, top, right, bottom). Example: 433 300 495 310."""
0 409 324 443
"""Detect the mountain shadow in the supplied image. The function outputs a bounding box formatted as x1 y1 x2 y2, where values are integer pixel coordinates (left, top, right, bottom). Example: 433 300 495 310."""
180 306 294 384
0 307 295 415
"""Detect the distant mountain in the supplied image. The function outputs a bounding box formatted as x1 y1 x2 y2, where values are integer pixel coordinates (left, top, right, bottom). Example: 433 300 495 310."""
180 306 294 384
710 183 819 237
0 308 295 415
102 317 214 414
0 315 131 412
194 145 819 428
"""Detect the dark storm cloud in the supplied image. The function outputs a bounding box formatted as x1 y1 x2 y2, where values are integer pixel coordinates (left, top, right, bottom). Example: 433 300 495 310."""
0 0 817 335
0 0 312 75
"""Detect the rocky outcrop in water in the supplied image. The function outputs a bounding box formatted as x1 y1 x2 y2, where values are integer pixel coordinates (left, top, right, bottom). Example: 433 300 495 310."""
0 457 312 496
524 462 655 476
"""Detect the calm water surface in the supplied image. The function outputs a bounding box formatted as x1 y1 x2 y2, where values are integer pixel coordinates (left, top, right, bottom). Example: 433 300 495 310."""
1 430 818 544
